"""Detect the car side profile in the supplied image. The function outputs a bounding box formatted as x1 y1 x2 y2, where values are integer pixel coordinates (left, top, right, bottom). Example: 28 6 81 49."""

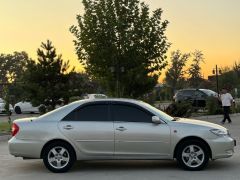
8 99 235 173
14 101 39 114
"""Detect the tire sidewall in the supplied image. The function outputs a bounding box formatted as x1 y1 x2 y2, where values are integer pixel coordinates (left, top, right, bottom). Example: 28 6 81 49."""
176 140 209 171
42 142 76 173
15 106 22 114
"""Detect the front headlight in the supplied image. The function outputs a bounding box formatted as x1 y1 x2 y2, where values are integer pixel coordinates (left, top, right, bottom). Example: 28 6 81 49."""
210 129 229 136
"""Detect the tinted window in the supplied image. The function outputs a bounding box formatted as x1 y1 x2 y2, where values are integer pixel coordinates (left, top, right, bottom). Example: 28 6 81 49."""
62 104 109 121
182 90 195 96
112 104 152 123
194 91 205 98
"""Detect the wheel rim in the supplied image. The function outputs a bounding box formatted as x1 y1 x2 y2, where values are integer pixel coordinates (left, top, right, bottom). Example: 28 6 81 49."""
47 146 70 169
182 145 205 168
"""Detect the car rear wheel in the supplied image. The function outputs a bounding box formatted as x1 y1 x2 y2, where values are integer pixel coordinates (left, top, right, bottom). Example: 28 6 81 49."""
42 142 76 173
14 106 22 114
176 140 209 171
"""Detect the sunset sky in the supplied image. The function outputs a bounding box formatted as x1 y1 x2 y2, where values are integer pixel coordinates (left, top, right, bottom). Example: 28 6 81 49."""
0 0 240 81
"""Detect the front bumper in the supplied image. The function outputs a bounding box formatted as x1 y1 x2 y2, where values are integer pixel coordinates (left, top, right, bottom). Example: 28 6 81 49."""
208 136 236 160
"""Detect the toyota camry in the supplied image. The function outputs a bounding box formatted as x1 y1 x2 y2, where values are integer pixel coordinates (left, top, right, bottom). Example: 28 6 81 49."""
8 99 236 173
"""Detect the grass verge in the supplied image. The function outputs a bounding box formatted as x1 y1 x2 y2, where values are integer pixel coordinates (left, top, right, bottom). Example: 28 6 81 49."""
0 122 11 134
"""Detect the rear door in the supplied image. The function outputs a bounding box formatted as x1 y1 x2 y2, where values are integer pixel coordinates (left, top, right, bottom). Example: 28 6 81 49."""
58 102 114 158
111 102 171 159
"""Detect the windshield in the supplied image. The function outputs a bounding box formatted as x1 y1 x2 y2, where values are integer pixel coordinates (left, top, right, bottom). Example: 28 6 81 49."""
140 101 174 122
200 89 217 96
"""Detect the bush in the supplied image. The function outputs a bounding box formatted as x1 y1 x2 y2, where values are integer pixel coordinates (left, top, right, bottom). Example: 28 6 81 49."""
206 97 222 115
165 102 193 117
69 96 81 103
232 102 240 113
38 104 46 115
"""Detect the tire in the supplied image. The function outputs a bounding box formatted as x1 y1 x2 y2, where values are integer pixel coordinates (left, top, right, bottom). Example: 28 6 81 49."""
42 141 76 173
15 106 22 114
176 140 209 171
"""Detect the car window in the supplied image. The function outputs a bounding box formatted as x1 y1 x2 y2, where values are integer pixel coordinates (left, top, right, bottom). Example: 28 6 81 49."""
199 89 217 97
182 90 195 96
194 91 205 98
62 104 109 121
111 104 152 123
93 94 107 99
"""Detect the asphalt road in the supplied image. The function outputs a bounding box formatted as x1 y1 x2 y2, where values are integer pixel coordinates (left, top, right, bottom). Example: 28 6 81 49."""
0 115 240 180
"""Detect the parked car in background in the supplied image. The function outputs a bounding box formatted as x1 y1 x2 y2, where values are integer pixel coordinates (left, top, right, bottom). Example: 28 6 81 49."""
83 94 108 100
173 89 218 107
9 99 235 173
0 98 13 114
14 101 39 114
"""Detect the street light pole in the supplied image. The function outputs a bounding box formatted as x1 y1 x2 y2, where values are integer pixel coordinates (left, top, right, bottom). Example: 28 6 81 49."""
110 66 125 98
212 65 221 95
216 65 219 95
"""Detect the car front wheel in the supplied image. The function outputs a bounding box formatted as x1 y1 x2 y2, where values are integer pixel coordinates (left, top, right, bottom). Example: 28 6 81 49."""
14 106 22 114
176 140 209 170
42 142 76 173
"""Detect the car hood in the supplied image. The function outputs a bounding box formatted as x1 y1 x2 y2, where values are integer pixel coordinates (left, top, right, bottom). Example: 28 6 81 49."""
175 118 226 130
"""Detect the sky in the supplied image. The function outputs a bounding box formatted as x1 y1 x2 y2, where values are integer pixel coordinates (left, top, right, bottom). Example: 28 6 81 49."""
0 0 240 81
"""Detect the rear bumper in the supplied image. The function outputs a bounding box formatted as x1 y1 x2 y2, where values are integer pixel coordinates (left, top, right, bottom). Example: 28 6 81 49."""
8 137 44 159
208 136 236 160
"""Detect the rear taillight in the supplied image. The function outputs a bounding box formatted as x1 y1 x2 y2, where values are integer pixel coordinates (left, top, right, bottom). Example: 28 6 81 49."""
11 123 19 136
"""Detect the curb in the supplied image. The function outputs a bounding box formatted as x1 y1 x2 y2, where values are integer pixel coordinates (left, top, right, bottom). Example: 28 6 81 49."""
0 134 11 142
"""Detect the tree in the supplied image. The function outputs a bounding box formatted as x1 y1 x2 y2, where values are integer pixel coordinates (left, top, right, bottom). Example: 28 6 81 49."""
164 50 190 95
233 61 240 78
188 50 204 87
67 72 105 99
0 51 28 83
22 40 74 109
70 0 169 98
0 52 29 104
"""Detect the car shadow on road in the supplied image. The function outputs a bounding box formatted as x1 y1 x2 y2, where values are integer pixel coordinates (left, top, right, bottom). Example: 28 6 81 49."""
69 159 237 172
11 159 237 174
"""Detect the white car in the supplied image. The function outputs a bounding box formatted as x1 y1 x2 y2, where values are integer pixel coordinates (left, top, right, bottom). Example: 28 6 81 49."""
0 98 13 114
83 94 108 100
14 101 39 114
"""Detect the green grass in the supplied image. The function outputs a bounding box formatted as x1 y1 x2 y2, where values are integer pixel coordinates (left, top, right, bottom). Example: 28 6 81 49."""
0 122 11 133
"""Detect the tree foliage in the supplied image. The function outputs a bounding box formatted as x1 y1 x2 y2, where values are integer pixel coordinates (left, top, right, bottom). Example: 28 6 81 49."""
70 0 169 97
0 51 28 83
22 40 74 109
188 50 204 87
164 50 190 95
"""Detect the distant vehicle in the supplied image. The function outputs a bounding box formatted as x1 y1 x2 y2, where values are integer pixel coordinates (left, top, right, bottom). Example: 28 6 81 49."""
14 101 39 114
83 94 108 100
0 98 13 114
173 89 218 107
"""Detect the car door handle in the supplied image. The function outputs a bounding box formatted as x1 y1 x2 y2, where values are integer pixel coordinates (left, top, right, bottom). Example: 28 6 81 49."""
63 125 73 130
116 127 127 131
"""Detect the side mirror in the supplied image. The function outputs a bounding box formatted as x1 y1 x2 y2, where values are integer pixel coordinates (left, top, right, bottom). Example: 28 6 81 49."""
152 116 161 124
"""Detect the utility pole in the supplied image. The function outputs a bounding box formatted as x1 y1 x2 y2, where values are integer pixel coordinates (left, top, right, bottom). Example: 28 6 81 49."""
212 65 221 95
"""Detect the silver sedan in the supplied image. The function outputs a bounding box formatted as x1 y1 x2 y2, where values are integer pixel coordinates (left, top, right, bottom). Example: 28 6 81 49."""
8 99 236 173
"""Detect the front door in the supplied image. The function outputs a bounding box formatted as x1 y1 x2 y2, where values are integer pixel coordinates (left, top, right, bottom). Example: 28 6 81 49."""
111 102 171 159
59 102 114 158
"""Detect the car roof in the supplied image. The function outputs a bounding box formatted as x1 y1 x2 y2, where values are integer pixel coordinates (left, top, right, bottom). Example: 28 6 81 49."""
37 98 146 122
76 98 142 104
